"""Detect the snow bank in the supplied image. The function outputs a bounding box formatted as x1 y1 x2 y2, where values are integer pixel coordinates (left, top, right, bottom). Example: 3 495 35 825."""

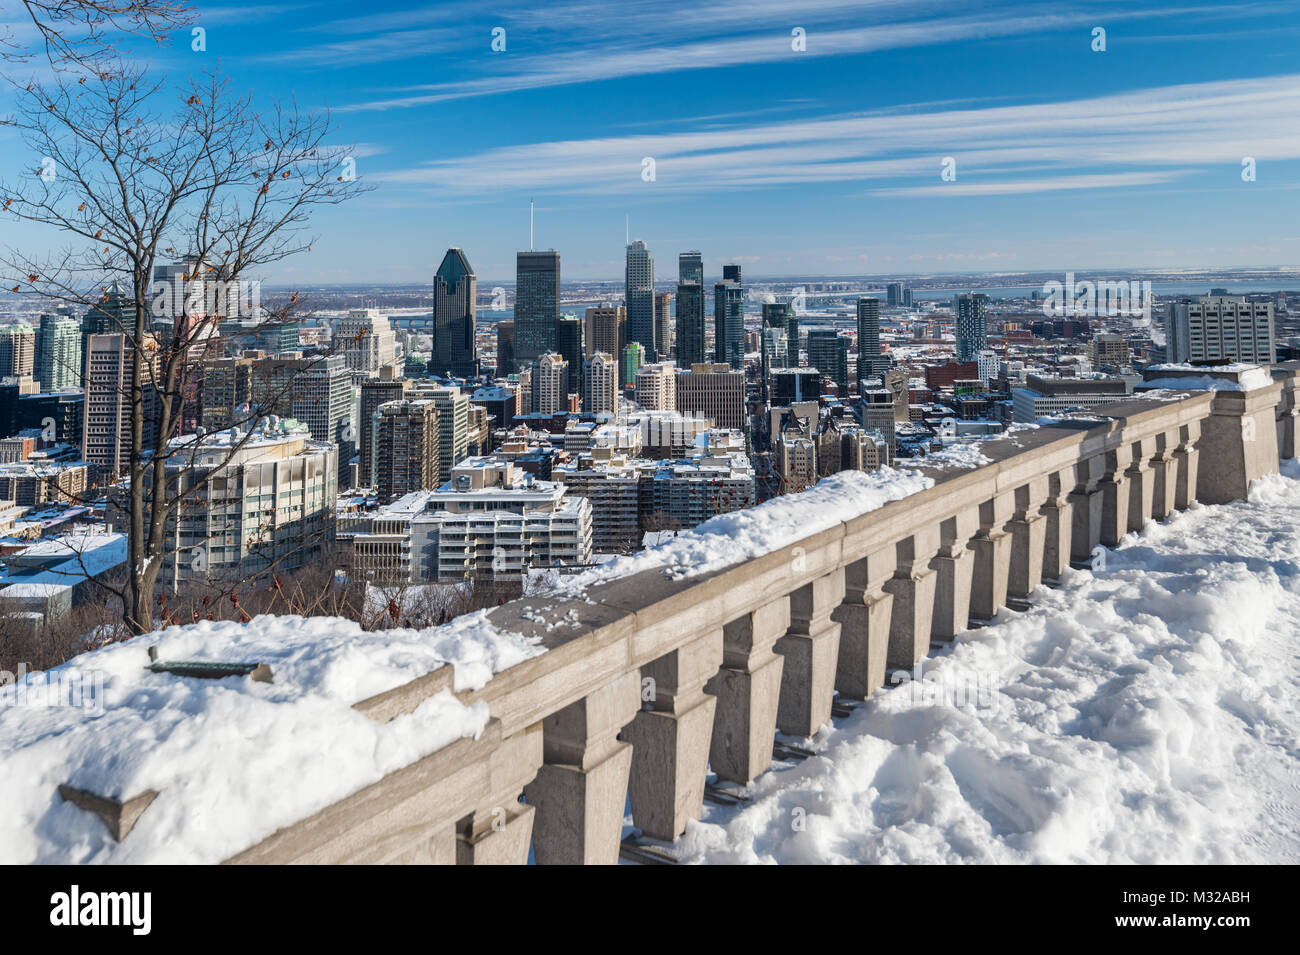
1142 363 1274 392
0 612 541 864
923 442 991 469
674 465 1300 864
555 467 933 594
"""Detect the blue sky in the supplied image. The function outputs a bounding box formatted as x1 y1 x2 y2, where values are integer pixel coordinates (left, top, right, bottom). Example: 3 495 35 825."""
8 0 1300 283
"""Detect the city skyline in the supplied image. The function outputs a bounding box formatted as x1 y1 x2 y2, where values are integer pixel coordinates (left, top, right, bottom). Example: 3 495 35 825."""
4 0 1300 285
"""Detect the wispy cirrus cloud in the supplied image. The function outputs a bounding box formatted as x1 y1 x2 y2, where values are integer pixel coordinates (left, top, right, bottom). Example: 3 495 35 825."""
365 72 1300 197
259 0 1269 110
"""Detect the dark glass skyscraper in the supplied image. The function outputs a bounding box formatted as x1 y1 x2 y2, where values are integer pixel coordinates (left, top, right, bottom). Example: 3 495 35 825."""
807 329 849 393
955 292 988 362
722 264 742 284
515 251 560 368
763 302 798 364
714 280 744 370
555 314 584 396
857 296 888 384
496 320 515 377
676 281 705 368
625 239 655 361
432 247 478 378
679 251 703 287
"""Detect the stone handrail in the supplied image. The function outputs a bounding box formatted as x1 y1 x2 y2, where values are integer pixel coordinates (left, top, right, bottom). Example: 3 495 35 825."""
207 364 1300 863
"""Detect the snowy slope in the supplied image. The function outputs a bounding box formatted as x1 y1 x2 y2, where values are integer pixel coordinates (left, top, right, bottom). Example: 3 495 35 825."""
675 464 1300 864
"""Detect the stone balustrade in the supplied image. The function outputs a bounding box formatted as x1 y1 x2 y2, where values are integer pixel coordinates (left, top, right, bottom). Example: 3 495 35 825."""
80 366 1300 865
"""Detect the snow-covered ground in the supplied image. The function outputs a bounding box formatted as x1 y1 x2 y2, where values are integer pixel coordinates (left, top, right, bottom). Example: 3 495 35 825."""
673 463 1300 864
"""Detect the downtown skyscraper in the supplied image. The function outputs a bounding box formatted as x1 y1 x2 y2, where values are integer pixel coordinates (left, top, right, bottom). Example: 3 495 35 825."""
625 239 655 361
857 296 888 382
515 250 560 370
679 250 703 286
431 247 479 378
676 251 706 369
715 267 744 370
955 292 989 362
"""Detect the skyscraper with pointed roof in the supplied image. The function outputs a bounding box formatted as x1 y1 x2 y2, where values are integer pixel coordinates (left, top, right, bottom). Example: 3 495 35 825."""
432 247 479 378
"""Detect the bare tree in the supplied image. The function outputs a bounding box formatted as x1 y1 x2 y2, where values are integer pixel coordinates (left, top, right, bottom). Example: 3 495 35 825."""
1 0 194 68
1 58 369 635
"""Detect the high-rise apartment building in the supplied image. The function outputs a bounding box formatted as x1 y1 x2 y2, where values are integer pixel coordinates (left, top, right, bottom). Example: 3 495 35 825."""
81 333 158 479
635 361 676 411
431 247 478 378
375 398 440 504
410 383 470 485
530 352 569 415
714 280 744 370
623 342 645 388
584 352 618 415
201 355 256 432
1166 296 1275 365
675 362 746 430
160 420 337 590
760 326 789 398
625 240 655 360
359 369 409 487
722 264 742 283
516 251 560 366
654 291 672 360
334 309 397 380
290 353 355 486
856 297 888 383
36 313 82 391
955 292 988 362
0 325 35 379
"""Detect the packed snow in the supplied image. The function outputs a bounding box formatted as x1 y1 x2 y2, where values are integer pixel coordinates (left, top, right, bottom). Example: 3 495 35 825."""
921 442 992 469
672 462 1300 864
555 467 933 594
1141 363 1274 392
0 612 541 864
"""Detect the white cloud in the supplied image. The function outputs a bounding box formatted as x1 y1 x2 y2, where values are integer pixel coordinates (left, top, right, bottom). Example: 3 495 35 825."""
367 73 1300 198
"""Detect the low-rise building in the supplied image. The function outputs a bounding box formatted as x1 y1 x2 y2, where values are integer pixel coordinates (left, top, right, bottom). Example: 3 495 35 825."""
1011 374 1130 422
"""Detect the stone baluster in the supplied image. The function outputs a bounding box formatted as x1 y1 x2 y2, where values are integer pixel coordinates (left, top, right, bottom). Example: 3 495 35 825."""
455 725 544 865
1173 420 1201 510
1069 454 1106 563
884 527 940 669
1099 448 1131 547
1125 436 1158 533
524 670 641 865
707 598 790 785
1007 478 1049 600
833 549 896 699
929 510 977 639
1039 470 1072 582
969 491 1014 620
623 628 724 841
776 568 845 738
1150 430 1179 521
1274 368 1300 460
